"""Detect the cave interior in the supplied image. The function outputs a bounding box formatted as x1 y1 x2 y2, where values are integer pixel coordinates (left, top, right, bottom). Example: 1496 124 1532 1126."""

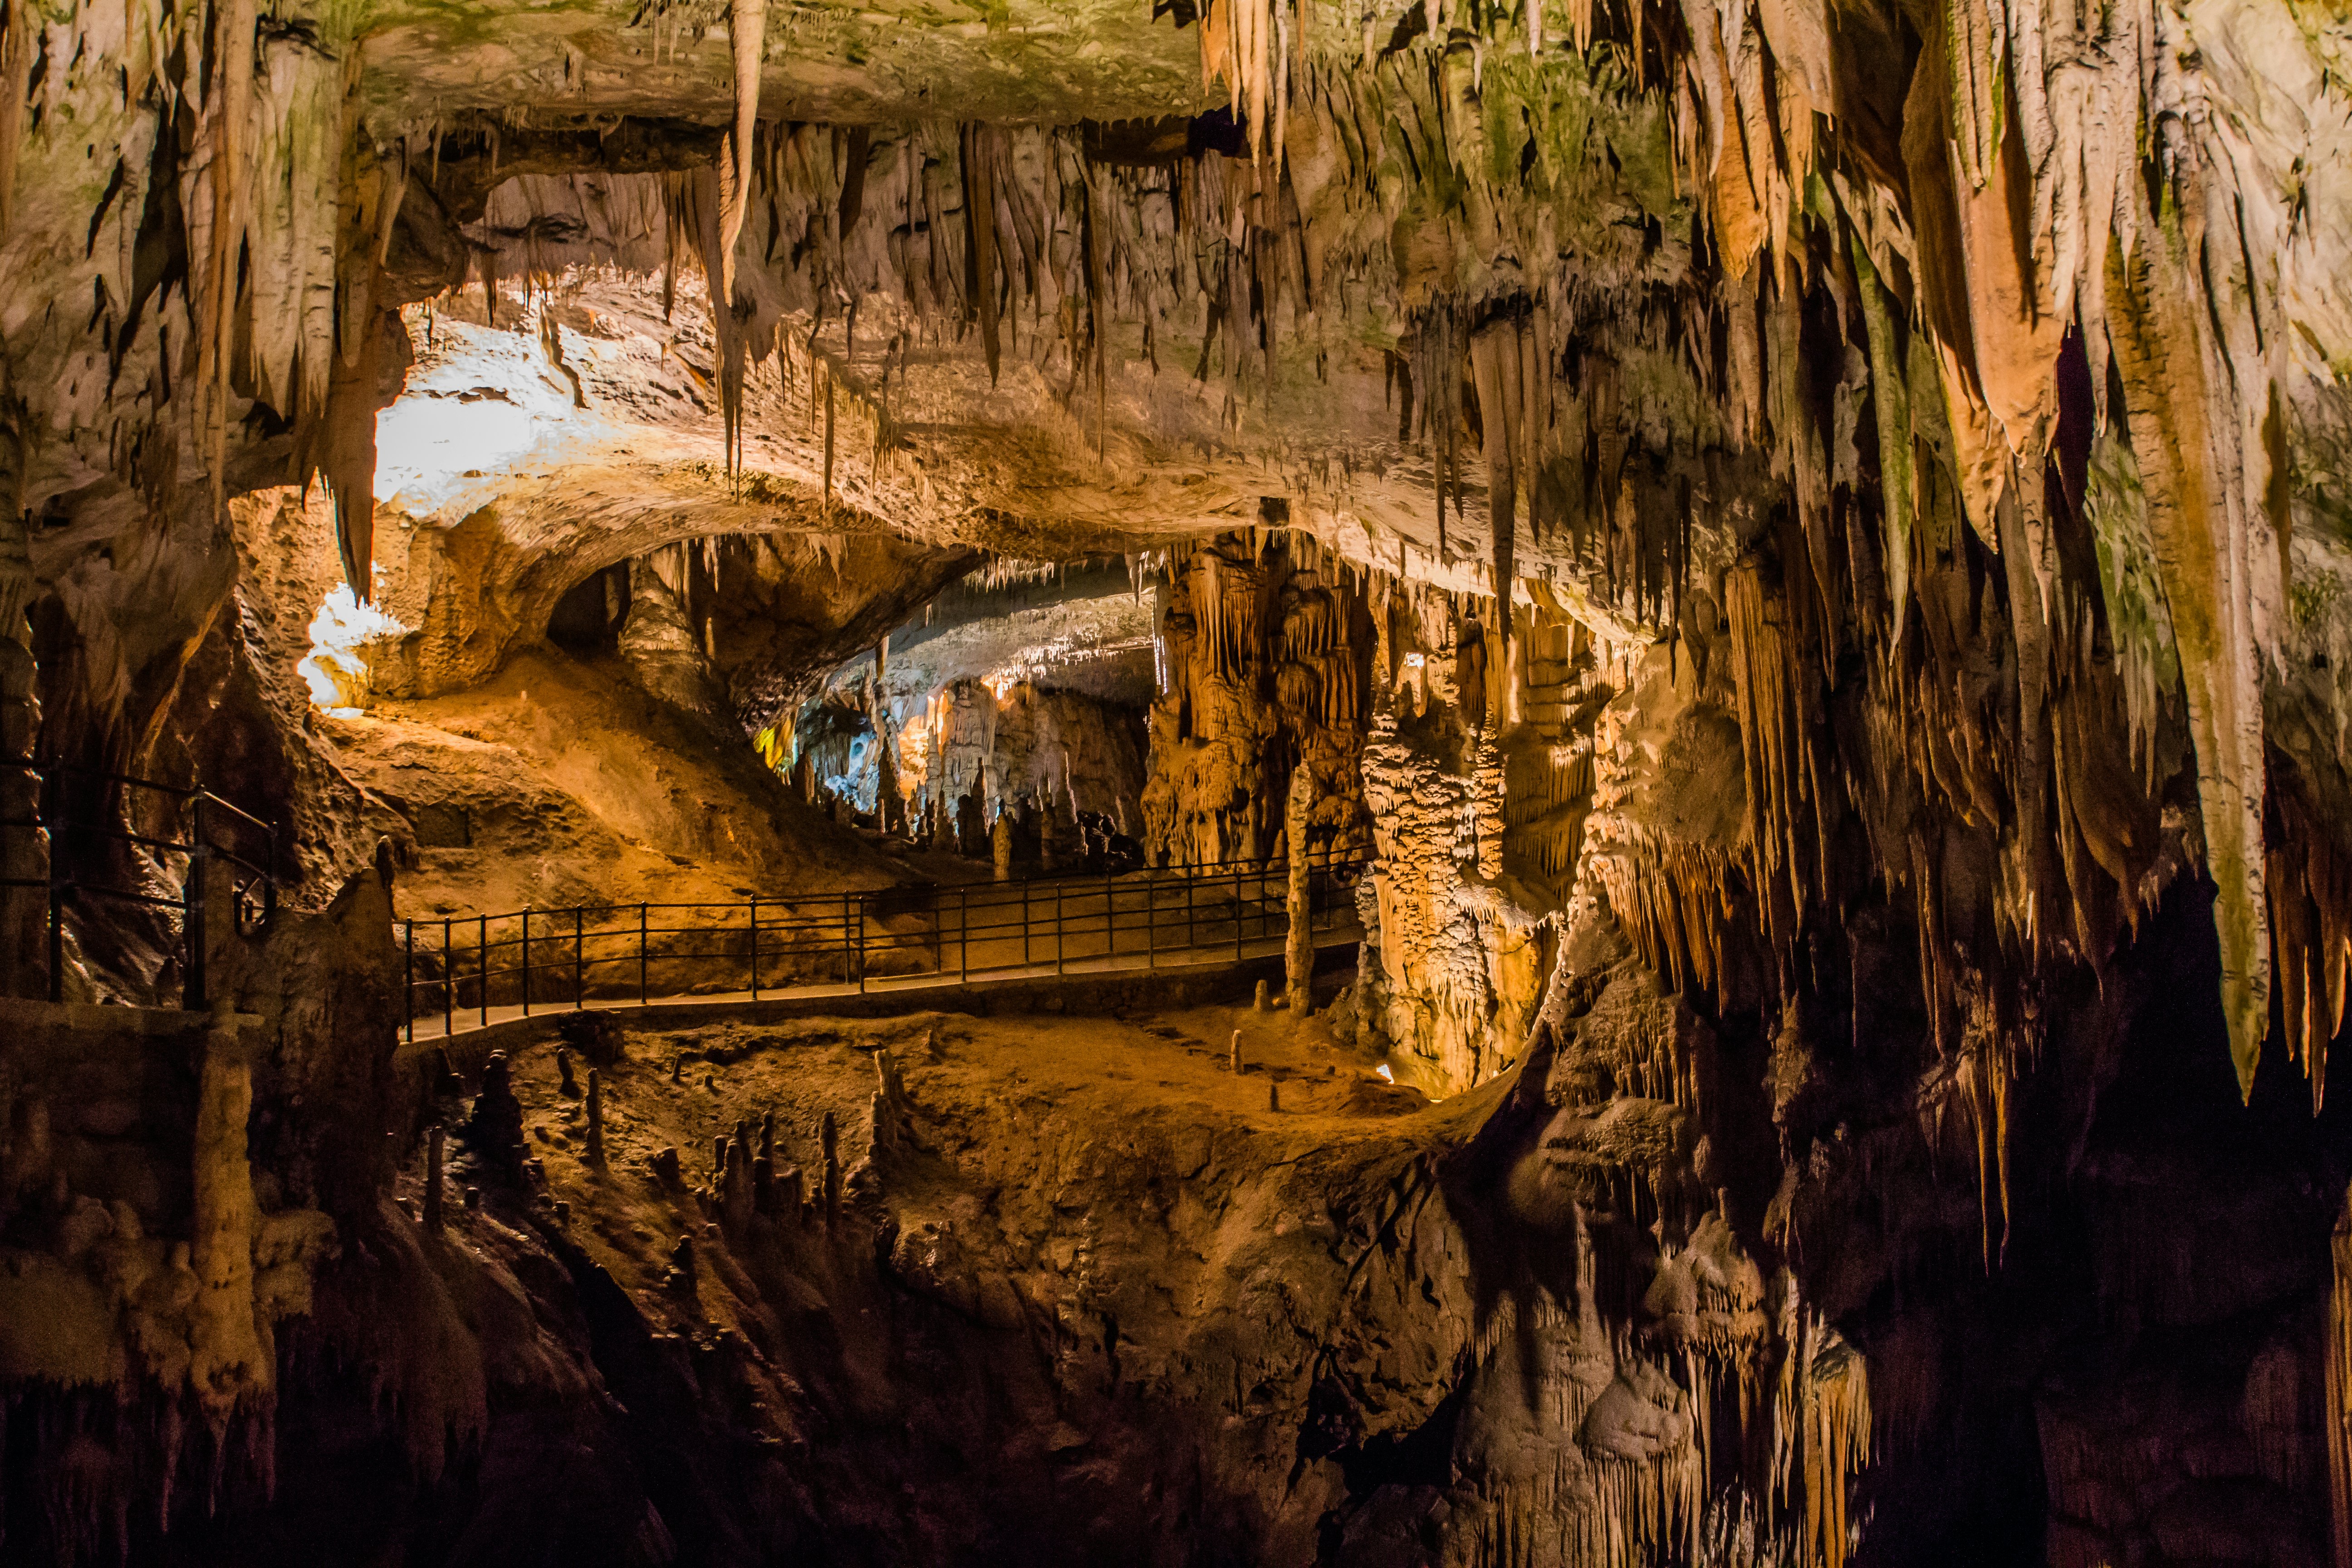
4 0 2352 1561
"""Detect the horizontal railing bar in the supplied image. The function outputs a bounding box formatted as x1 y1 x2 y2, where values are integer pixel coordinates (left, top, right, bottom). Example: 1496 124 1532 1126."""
50 884 188 911
191 794 273 833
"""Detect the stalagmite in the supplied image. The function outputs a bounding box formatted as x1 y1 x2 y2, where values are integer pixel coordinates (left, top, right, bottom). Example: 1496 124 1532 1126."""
585 1070 607 1167
820 1111 841 1230
423 1125 445 1232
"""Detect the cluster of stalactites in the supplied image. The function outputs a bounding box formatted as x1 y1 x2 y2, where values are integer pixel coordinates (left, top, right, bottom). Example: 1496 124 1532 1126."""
1464 1184 1872 1568
1145 526 1369 721
1136 528 1376 869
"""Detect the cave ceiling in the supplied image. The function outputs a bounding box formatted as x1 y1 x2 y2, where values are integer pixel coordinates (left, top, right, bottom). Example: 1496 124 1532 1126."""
353 0 1208 127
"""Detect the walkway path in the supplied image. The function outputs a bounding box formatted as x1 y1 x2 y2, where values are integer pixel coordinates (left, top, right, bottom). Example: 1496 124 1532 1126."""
401 860 1367 1042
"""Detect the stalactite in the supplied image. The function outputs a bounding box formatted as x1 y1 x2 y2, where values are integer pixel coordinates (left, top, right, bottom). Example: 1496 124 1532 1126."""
199 0 258 518
960 122 1003 386
2271 780 2352 1112
0 0 32 244
1470 315 1524 649
2104 237 2273 1100
719 0 765 315
1418 303 1467 558
1724 563 1803 970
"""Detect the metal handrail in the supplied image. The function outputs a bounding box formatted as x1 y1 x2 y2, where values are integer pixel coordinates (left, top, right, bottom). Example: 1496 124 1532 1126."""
395 856 1370 1042
0 757 280 1008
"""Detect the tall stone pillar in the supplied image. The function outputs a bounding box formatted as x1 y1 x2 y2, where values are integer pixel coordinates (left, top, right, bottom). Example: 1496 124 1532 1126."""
190 1016 267 1417
1284 764 1313 1014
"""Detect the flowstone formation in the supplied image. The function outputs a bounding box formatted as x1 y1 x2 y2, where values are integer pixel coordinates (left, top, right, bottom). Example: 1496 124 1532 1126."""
9 0 2352 1558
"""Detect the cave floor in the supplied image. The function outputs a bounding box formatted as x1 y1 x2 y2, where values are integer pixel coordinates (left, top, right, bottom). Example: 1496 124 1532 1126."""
362 991 1511 1563
472 994 1470 1321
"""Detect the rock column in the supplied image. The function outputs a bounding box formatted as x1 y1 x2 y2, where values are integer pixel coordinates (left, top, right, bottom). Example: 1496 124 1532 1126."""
190 1019 267 1420
1285 765 1313 1014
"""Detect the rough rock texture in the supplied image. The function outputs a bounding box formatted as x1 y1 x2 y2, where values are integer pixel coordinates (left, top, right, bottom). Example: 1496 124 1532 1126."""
891 675 1150 845
0 984 1881 1567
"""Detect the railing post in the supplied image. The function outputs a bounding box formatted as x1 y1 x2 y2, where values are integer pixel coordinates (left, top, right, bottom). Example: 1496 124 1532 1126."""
574 906 584 1008
1021 875 1029 969
182 795 207 1012
1105 871 1114 961
854 892 866 993
1186 871 1195 956
1234 868 1244 965
841 891 854 989
405 920 415 1045
1055 878 1064 975
639 902 649 1004
521 908 531 1018
750 896 760 999
960 886 970 982
1145 874 1154 970
479 914 488 1028
444 917 454 1039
